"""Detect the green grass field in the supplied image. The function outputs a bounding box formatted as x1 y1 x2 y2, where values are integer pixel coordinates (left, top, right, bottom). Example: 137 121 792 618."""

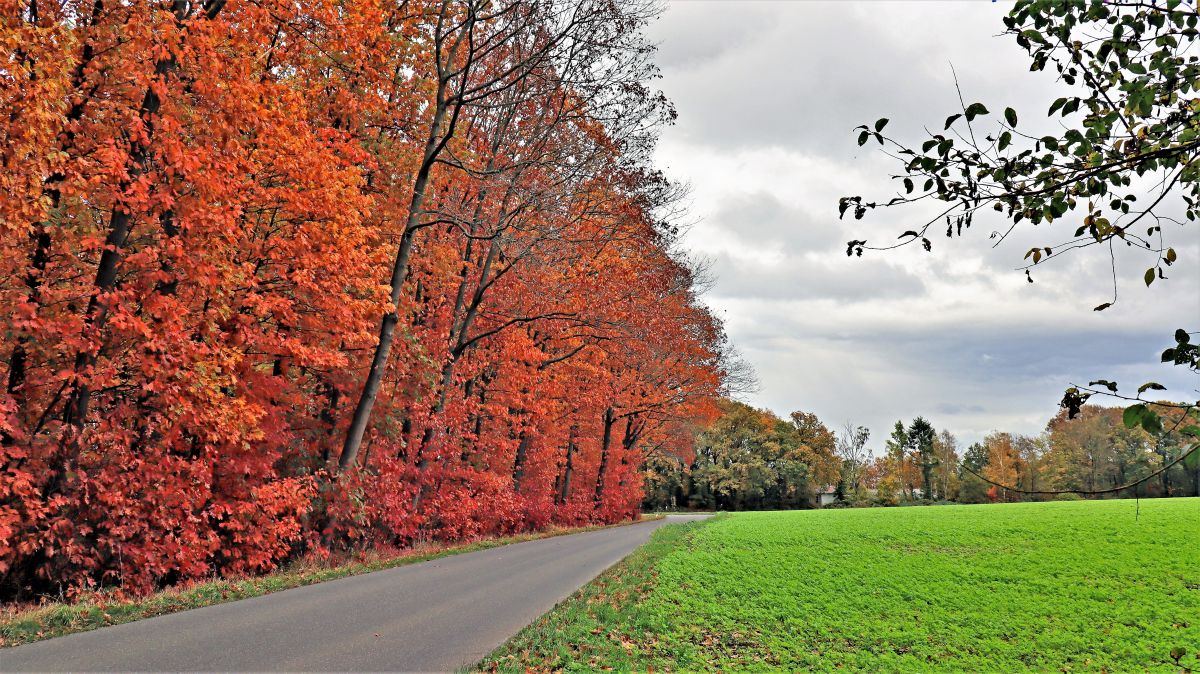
479 499 1200 672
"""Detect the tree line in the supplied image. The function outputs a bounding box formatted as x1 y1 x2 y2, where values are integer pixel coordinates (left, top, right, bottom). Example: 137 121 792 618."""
643 402 1199 511
0 0 735 599
642 400 840 511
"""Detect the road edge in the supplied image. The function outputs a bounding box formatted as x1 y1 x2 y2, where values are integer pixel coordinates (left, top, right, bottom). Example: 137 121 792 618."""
0 514 665 649
471 514 721 672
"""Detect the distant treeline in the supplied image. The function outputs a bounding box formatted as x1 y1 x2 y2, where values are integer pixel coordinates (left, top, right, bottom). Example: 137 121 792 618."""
642 401 1199 511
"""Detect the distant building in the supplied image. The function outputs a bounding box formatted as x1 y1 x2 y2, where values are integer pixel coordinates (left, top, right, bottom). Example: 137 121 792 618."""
816 485 839 507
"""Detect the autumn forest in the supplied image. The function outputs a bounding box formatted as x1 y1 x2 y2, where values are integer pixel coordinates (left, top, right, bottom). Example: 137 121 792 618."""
0 0 740 600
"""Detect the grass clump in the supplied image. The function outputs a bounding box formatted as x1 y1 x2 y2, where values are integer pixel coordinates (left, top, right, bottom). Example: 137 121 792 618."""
479 499 1200 672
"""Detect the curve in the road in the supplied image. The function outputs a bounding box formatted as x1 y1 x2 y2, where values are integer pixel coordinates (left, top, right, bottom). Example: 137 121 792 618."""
2 514 708 673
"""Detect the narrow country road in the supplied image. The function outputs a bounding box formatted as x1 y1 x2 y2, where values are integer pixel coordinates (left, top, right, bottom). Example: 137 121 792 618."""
2 514 707 673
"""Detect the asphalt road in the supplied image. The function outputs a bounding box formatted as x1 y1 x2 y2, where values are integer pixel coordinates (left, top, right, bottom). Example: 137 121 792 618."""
2 514 707 673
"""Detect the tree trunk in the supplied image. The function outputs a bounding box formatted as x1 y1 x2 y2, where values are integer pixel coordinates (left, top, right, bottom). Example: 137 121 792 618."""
5 228 50 411
594 407 615 504
339 13 470 471
5 0 104 442
1160 449 1171 496
511 432 531 489
921 462 934 501
64 0 195 427
558 425 577 505
319 378 340 467
461 376 487 465
1192 455 1199 497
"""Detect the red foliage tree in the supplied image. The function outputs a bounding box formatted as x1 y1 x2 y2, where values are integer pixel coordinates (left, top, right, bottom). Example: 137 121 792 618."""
0 0 728 599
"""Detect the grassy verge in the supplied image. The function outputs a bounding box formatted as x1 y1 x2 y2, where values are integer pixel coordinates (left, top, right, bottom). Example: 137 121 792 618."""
477 499 1200 672
476 515 719 672
0 514 662 648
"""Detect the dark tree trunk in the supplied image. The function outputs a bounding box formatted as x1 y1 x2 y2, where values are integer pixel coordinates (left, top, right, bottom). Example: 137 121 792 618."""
339 13 471 471
64 0 201 428
5 228 50 411
921 463 935 500
1159 449 1171 496
4 0 104 444
558 425 577 505
511 432 531 489
1193 455 1199 497
594 407 615 504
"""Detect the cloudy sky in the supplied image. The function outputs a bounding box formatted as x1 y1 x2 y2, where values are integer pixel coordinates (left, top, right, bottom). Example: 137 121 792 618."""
646 1 1200 450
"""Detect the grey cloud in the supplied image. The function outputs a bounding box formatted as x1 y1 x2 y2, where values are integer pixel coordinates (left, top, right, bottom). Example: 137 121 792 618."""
935 403 987 416
715 295 1198 447
650 3 775 70
707 251 926 302
710 191 842 254
650 2 1062 157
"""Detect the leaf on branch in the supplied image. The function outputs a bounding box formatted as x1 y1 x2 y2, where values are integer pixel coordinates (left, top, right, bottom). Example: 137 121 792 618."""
1088 379 1118 392
1123 403 1165 434
1123 403 1149 429
965 102 989 121
1137 382 1166 394
1061 387 1091 419
1144 267 1156 286
875 118 889 132
899 230 920 239
838 197 855 219
944 114 962 130
1004 107 1018 127
1093 302 1112 312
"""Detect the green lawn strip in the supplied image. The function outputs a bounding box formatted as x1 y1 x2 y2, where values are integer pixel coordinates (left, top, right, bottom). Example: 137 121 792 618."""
0 515 663 648
479 499 1200 673
475 516 721 673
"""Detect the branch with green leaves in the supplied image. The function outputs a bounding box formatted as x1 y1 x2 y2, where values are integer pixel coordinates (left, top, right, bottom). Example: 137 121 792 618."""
842 0 1199 306
840 0 1200 445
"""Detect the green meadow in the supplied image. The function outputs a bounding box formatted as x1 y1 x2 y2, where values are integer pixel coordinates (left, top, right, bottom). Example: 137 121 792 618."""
480 499 1200 672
